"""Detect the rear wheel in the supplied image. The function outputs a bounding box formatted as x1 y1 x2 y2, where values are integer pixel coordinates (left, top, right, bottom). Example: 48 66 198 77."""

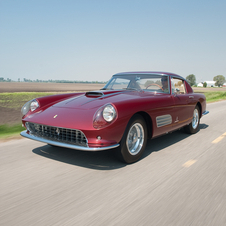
117 115 147 163
184 105 200 134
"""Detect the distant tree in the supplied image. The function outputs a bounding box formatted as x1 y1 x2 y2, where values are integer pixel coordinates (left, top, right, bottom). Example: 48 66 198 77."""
203 82 207 88
186 74 196 86
0 77 4 82
213 75 226 87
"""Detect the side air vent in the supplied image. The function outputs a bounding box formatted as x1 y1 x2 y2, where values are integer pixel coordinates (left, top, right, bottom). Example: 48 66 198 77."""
156 114 172 127
85 91 104 97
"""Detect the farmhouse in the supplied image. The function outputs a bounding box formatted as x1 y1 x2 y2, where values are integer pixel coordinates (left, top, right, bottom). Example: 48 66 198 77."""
204 81 216 87
197 81 216 87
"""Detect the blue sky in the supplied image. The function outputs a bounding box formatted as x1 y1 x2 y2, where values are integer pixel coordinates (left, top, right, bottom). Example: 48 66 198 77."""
0 0 225 82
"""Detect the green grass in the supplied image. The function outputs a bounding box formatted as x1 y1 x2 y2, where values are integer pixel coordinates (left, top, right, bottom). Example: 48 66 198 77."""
194 90 226 103
0 92 56 139
204 91 226 103
0 123 25 138
0 92 55 109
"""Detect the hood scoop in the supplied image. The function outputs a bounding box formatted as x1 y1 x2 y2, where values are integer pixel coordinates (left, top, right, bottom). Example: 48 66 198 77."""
85 91 104 97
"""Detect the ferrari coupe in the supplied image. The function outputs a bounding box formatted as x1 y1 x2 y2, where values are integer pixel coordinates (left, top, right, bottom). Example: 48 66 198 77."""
21 72 209 163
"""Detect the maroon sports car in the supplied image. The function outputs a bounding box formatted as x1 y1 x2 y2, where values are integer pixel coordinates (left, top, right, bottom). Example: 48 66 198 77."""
21 72 209 163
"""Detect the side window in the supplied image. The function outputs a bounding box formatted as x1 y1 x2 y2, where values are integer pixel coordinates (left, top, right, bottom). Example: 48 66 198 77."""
171 78 186 94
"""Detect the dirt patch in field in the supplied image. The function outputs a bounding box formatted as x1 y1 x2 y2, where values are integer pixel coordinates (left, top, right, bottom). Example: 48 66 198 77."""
0 106 21 125
193 87 226 92
0 82 104 125
0 82 104 93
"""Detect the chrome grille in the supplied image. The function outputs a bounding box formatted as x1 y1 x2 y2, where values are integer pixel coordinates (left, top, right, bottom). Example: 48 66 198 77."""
26 122 87 147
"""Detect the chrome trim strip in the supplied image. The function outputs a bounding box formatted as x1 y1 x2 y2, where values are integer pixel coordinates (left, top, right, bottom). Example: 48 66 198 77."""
20 131 120 151
156 114 172 127
202 111 209 116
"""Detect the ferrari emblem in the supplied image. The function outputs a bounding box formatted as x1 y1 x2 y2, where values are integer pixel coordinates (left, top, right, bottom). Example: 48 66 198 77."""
53 115 58 118
56 128 60 135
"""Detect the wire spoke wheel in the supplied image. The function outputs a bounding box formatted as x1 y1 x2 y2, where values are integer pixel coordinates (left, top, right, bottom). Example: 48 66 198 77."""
126 123 144 155
117 115 147 164
192 108 199 129
184 105 200 134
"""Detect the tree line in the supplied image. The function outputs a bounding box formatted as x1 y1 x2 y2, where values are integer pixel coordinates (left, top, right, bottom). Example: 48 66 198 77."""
186 74 225 87
0 77 106 84
1 75 225 87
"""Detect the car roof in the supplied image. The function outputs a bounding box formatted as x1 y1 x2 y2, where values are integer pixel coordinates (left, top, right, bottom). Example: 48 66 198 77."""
113 71 184 80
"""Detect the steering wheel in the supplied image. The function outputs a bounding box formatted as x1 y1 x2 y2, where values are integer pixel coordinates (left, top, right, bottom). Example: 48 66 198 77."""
146 83 163 91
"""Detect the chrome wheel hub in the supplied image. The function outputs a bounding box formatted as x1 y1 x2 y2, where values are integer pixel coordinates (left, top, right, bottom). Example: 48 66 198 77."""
192 108 199 129
126 123 144 155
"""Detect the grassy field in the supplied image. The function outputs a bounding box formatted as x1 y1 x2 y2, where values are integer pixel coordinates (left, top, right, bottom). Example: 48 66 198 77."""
193 87 226 102
0 124 25 139
201 91 226 103
1 89 225 110
0 89 226 139
0 92 56 139
0 92 56 109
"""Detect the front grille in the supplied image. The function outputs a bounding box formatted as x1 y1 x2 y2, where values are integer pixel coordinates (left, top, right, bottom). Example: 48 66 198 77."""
26 122 87 147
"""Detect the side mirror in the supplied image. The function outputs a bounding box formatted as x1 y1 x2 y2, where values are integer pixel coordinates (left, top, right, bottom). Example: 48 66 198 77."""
173 88 180 95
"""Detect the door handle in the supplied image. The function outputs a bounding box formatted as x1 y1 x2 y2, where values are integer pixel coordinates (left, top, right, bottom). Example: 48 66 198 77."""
189 96 194 99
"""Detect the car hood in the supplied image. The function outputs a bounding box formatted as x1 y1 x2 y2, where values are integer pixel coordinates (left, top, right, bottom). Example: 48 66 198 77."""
23 90 166 130
51 90 141 110
24 90 143 129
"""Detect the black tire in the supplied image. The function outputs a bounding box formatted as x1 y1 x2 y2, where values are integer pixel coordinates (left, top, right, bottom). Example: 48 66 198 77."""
116 114 148 164
184 105 200 134
48 144 57 147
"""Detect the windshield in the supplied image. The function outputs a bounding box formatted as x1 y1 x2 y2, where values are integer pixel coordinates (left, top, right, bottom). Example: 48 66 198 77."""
103 75 170 94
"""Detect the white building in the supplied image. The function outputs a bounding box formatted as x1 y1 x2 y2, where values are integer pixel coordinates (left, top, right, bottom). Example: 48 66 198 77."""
197 82 203 87
204 81 216 87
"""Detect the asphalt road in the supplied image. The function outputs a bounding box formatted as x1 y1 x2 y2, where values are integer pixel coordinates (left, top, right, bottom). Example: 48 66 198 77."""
1 101 226 226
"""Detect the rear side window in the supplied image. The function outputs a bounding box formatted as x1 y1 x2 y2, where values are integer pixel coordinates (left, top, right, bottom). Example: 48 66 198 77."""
171 78 186 94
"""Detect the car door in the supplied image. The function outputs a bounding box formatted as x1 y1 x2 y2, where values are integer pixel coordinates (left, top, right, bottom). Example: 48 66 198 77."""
141 76 175 138
171 77 194 130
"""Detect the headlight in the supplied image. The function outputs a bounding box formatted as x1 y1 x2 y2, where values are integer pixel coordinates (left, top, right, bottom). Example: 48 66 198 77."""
30 100 39 112
93 104 117 129
21 100 32 116
21 99 39 116
103 105 116 122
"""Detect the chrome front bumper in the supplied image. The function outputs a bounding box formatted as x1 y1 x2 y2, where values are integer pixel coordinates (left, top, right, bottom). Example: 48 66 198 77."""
20 130 120 151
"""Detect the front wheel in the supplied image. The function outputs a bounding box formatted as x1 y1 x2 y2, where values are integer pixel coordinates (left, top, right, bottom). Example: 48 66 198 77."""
116 115 147 163
184 105 200 134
